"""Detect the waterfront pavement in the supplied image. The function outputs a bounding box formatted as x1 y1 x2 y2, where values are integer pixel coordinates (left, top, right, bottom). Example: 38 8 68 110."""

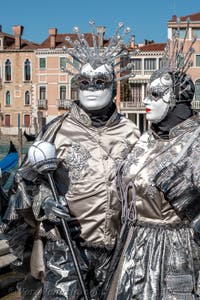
0 231 24 299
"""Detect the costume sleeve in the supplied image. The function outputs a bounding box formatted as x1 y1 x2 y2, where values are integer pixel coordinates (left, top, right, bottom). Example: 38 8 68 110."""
153 136 200 231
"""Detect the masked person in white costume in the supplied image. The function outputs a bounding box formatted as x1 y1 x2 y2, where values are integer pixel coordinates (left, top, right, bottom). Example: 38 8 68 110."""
108 26 200 300
3 21 140 299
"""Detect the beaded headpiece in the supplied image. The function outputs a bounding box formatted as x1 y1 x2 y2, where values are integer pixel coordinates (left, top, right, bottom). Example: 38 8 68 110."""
62 20 139 82
150 17 196 104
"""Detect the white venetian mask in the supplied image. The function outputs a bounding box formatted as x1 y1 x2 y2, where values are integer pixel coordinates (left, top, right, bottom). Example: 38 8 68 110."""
142 74 173 123
78 63 114 110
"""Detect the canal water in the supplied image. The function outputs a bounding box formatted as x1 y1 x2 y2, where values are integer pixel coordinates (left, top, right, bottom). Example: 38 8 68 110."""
0 139 34 190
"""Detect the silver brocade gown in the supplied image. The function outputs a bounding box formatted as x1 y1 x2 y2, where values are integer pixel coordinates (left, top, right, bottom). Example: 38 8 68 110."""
112 116 200 300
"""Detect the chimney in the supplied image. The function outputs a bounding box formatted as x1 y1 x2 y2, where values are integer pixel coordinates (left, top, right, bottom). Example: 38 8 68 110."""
48 28 57 49
130 35 135 48
96 26 105 47
172 15 177 22
12 25 24 49
0 25 2 32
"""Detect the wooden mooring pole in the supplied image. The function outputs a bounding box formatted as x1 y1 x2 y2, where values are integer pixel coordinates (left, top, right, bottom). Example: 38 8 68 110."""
18 128 23 166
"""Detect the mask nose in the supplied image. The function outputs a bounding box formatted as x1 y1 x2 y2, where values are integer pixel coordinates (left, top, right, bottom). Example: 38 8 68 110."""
87 85 95 91
142 96 150 105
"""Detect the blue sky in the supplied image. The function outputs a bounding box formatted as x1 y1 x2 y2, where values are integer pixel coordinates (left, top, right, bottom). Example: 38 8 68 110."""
1 0 200 44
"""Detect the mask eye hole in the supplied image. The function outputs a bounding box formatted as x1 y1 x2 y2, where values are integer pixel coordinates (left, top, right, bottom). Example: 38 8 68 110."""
81 80 90 85
151 91 159 99
96 79 105 84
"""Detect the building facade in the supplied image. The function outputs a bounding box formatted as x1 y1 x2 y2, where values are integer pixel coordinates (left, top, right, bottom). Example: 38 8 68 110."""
0 25 38 135
1 12 200 136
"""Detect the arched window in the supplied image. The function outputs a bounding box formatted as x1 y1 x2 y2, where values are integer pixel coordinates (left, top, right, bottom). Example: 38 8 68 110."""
195 79 200 101
71 78 78 100
24 114 31 127
5 114 11 127
5 59 11 81
25 90 30 105
5 91 11 105
24 59 31 81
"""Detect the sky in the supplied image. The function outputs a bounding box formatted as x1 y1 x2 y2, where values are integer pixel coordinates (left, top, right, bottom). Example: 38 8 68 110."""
1 0 200 45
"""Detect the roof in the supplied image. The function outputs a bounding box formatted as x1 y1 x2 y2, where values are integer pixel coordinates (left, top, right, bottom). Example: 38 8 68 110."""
169 12 200 22
39 32 109 49
138 43 166 52
0 31 38 50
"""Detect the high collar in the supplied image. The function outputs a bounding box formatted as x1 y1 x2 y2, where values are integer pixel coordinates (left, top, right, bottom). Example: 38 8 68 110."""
70 100 120 128
150 113 200 140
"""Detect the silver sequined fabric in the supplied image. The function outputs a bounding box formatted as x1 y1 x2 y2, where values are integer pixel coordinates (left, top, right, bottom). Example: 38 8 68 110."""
109 114 200 300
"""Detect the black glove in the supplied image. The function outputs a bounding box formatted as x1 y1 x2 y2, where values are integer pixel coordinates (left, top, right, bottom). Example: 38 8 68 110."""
42 197 82 240
42 197 71 222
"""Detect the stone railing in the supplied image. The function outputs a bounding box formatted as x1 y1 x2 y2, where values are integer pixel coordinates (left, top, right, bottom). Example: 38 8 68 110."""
57 99 72 109
38 99 48 109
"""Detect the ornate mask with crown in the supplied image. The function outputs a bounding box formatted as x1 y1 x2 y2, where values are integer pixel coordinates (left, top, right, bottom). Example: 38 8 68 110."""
149 17 196 106
61 21 140 110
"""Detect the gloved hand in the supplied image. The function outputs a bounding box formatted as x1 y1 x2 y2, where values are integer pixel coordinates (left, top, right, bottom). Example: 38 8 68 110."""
42 197 82 240
42 197 71 222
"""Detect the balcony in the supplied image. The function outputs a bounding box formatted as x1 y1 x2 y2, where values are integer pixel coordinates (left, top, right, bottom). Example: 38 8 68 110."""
129 70 155 81
38 99 47 109
57 99 72 110
192 100 200 111
120 101 145 109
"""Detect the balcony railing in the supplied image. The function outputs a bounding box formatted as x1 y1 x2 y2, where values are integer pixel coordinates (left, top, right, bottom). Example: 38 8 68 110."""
38 99 48 109
120 101 145 109
130 70 155 77
120 100 200 111
57 99 72 109
192 100 200 110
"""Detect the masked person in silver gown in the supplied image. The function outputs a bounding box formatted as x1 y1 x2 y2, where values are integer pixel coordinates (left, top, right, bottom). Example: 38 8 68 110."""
3 21 140 300
107 32 200 299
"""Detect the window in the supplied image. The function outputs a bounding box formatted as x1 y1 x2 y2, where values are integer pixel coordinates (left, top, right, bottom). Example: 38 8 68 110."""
5 91 11 105
25 91 31 105
131 59 141 70
39 86 46 99
144 58 156 70
192 28 200 39
179 28 187 39
196 55 200 67
195 79 200 101
39 58 46 69
71 78 78 100
60 57 66 69
24 114 31 127
24 59 31 81
159 57 167 69
121 56 129 68
5 59 11 81
177 54 185 68
72 58 79 70
60 86 66 100
131 83 142 102
5 114 11 127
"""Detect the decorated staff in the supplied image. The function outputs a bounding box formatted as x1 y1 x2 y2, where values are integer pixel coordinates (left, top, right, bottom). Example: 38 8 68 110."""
28 140 89 300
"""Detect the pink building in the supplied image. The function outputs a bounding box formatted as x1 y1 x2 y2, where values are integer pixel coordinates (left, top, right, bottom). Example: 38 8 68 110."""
0 25 38 135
